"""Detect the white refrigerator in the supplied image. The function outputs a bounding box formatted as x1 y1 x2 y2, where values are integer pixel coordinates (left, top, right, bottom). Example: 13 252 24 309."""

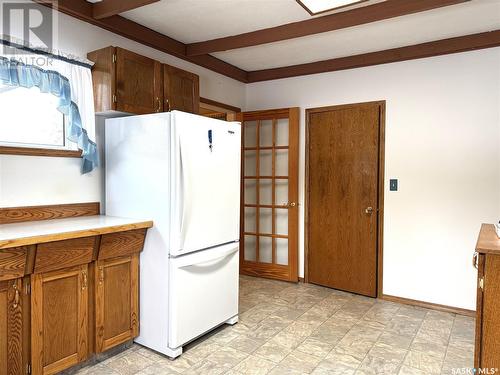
105 111 241 358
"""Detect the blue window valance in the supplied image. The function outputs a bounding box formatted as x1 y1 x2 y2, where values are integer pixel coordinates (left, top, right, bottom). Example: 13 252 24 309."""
0 57 98 173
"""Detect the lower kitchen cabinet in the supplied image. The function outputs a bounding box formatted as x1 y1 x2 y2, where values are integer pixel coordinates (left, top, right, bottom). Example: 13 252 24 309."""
0 278 27 375
31 265 89 375
474 224 500 370
95 255 139 353
0 217 150 375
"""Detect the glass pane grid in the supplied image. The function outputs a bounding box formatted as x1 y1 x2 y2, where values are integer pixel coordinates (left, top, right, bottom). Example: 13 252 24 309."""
242 117 290 267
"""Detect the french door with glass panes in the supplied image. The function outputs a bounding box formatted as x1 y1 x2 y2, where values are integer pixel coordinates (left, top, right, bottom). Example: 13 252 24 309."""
237 108 299 282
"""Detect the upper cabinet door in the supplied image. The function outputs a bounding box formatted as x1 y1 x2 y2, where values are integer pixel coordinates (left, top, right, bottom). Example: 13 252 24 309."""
116 48 163 115
164 65 199 114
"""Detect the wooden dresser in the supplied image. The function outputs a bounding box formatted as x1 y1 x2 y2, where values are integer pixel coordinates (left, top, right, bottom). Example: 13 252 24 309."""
474 223 500 369
0 203 152 375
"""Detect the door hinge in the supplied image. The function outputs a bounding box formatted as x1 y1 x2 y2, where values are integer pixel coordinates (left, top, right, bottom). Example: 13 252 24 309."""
113 94 117 103
112 53 117 63
479 277 484 291
26 363 31 374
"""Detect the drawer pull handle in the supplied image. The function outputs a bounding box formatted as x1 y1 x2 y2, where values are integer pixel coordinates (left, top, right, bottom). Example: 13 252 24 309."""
12 284 19 309
473 252 479 269
156 97 161 112
99 267 104 285
82 271 88 290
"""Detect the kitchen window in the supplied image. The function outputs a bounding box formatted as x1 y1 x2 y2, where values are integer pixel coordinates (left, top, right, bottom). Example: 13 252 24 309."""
0 84 78 153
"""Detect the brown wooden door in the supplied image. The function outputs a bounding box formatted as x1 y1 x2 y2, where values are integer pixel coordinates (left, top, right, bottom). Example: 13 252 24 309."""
306 102 384 297
0 278 24 375
164 65 200 114
95 255 139 353
31 265 88 375
116 47 163 114
238 108 299 282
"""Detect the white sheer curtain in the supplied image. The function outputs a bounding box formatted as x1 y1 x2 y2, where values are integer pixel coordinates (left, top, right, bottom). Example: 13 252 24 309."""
50 58 96 142
0 35 98 172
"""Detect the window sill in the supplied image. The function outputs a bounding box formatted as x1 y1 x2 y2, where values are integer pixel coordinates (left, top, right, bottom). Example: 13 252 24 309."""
0 146 82 158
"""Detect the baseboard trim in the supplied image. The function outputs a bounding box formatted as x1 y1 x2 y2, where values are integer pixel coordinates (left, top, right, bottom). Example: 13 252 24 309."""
381 294 475 317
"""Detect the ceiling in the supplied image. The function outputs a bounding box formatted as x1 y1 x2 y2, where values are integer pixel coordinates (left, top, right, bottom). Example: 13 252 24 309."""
71 0 500 82
120 0 500 73
212 1 500 70
121 0 386 43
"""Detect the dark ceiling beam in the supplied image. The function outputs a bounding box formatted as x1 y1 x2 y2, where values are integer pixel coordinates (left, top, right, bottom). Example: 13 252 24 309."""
92 0 160 20
34 0 248 82
247 30 500 82
186 0 469 56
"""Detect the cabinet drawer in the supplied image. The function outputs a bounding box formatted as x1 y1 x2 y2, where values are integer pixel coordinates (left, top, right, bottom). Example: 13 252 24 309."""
0 246 28 281
34 237 96 273
98 229 146 260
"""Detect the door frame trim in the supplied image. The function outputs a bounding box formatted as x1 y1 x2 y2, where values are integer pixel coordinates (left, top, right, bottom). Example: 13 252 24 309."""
304 100 386 297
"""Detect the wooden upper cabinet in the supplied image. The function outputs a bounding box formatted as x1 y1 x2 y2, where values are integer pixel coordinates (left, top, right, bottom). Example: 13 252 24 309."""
88 46 162 115
0 278 26 375
31 265 89 375
88 46 200 115
95 255 139 353
87 46 116 114
164 64 200 114
115 48 163 115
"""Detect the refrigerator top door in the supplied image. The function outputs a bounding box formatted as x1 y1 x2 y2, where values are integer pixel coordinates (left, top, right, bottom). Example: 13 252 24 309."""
170 111 241 256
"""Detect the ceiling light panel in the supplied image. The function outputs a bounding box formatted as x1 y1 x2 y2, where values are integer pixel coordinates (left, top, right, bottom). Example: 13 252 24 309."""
297 0 368 15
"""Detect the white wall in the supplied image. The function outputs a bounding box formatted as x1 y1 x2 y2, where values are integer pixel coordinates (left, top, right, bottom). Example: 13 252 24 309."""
245 48 500 310
0 3 246 208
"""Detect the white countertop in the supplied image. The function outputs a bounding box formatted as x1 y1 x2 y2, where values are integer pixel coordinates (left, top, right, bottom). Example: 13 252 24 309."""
0 215 153 249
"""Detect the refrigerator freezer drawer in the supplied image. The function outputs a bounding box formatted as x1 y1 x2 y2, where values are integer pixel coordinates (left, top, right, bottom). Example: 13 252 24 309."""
168 243 239 349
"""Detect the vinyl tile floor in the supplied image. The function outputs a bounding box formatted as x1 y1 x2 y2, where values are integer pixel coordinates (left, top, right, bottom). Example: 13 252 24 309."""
76 275 475 375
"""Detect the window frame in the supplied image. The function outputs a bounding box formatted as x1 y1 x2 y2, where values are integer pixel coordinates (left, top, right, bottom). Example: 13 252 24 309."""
0 145 81 157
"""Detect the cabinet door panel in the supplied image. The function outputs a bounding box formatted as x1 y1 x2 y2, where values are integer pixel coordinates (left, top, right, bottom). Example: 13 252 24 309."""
32 266 88 375
104 261 131 339
480 254 500 368
87 46 116 113
475 253 485 369
164 65 199 114
116 48 162 115
95 255 139 352
0 279 24 375
0 287 6 375
42 276 78 365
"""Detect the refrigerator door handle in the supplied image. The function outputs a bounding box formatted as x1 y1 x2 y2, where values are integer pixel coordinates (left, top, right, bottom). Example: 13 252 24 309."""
176 246 238 269
179 143 185 237
178 141 191 244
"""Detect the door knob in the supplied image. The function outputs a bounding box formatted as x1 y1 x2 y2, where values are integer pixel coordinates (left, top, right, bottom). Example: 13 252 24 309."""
287 202 297 208
365 206 374 214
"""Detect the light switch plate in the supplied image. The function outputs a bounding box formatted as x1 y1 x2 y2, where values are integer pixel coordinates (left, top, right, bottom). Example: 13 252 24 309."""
390 179 398 191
